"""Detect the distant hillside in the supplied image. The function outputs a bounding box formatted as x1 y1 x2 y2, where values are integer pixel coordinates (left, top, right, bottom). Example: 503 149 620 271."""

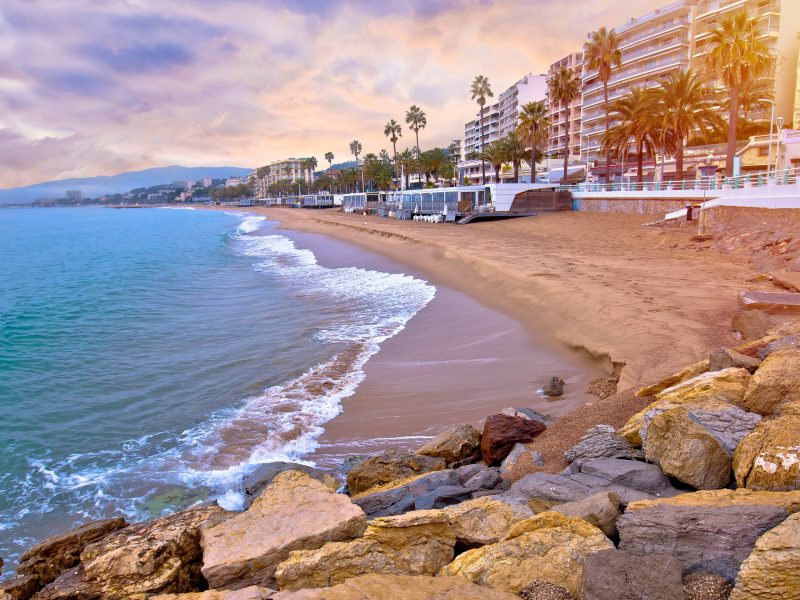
0 165 252 204
327 160 358 171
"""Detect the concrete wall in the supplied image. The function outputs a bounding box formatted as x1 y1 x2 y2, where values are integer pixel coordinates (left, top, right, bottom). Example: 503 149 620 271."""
573 197 704 215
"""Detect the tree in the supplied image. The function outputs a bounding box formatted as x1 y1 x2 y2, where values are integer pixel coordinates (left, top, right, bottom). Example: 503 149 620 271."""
349 140 363 191
705 11 773 177
584 26 622 183
470 75 494 184
405 105 426 183
339 167 358 193
517 100 551 183
601 87 657 183
419 148 450 183
324 152 334 170
396 148 416 189
654 70 724 178
547 67 581 184
384 119 402 186
476 141 505 183
500 131 528 183
447 142 460 185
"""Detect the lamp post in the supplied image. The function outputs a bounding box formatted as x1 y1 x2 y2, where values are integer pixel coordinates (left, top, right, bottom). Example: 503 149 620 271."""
763 98 776 176
775 116 785 175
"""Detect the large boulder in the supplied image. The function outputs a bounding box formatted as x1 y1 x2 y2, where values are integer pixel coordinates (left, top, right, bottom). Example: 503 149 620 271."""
550 492 621 538
1 575 41 600
635 359 709 398
201 472 366 590
729 511 800 599
346 450 445 496
733 414 800 491
580 548 684 600
443 496 533 547
242 463 339 509
274 510 454 591
708 347 761 373
480 414 546 466
617 504 788 581
564 425 644 464
741 348 800 415
508 458 680 507
731 310 773 341
34 506 229 600
416 425 481 466
16 518 127 588
269 574 521 600
644 407 731 490
439 512 613 596
626 488 800 514
684 404 761 455
152 587 275 600
620 368 751 446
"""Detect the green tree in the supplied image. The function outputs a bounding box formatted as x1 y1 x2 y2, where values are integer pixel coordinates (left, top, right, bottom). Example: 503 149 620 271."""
601 87 658 183
547 67 581 184
470 74 494 184
584 26 622 183
517 100 551 182
396 148 416 189
705 11 774 176
384 119 402 185
349 140 363 191
500 131 528 183
476 140 505 183
405 105 426 158
324 152 334 170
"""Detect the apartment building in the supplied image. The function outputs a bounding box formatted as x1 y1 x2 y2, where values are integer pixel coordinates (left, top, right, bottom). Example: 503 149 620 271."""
546 52 583 161
578 0 800 176
463 101 500 157
497 74 548 138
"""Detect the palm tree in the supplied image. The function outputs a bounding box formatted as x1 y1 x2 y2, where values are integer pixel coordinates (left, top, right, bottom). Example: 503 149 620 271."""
304 156 318 187
500 132 528 183
653 70 724 178
470 75 494 184
396 148 416 189
584 26 622 184
547 67 581 184
601 87 658 183
517 101 550 183
476 141 506 183
405 105 426 158
705 12 773 177
384 119 402 185
324 152 334 170
349 140 362 191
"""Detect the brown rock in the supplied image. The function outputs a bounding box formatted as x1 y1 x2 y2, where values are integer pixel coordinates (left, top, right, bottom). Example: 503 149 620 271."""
443 496 533 547
738 290 800 315
682 572 732 600
269 574 521 599
274 509 454 591
346 450 445 496
741 348 800 415
0 575 41 600
30 567 97 600
636 359 709 397
732 414 800 491
16 518 127 587
731 310 773 341
480 414 546 466
416 425 481 466
708 347 761 373
520 580 575 600
729 512 800 599
550 492 621 538
242 463 339 509
626 488 800 513
151 586 275 600
581 548 684 600
201 472 366 590
645 407 731 490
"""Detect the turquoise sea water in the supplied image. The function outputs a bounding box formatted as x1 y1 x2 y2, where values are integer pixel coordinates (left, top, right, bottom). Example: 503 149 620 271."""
0 207 434 567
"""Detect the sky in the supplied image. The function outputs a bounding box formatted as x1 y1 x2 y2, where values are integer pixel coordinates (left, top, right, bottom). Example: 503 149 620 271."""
0 0 670 188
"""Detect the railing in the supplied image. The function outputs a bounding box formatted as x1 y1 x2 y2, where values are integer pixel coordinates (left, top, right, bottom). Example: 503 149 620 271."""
559 166 800 193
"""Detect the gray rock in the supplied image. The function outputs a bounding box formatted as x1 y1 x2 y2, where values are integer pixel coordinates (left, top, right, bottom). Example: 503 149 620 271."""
617 504 788 581
413 485 472 510
500 407 554 426
758 334 800 360
542 377 565 397
463 469 502 491
709 347 762 373
581 549 684 600
551 492 621 538
687 406 761 455
454 463 487 482
243 462 338 509
508 458 680 507
564 425 644 464
500 443 544 475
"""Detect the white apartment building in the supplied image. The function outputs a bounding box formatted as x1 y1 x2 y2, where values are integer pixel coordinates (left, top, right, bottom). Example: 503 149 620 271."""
546 52 583 161
250 158 316 197
497 73 548 138
463 101 500 158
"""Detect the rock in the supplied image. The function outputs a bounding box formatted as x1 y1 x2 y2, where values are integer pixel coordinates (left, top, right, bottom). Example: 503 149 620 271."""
519 580 575 600
242 463 339 509
1 575 41 600
269 574 521 600
581 548 684 600
508 458 680 507
346 450 446 496
201 472 366 590
685 404 761 455
16 518 127 588
620 368 751 446
644 407 731 490
443 496 533 547
550 492 621 538
682 572 732 600
741 348 800 415
564 425 644 464
152 586 276 600
627 488 800 513
542 377 565 397
729 511 800 600
757 334 800 359
738 290 800 315
440 512 612 596
500 407 554 426
412 485 472 510
480 414 546 466
636 359 709 397
732 310 773 341
274 509 454 591
30 567 96 600
709 347 762 373
617 504 788 581
500 443 543 475
462 467 502 491
415 425 481 466
733 414 800 491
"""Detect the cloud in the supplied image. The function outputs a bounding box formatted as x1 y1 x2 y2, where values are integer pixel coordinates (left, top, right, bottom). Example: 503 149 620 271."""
81 43 195 74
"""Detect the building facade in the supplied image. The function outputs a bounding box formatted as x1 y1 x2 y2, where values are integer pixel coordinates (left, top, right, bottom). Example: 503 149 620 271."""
546 52 584 161
497 73 548 138
463 101 500 158
65 190 82 203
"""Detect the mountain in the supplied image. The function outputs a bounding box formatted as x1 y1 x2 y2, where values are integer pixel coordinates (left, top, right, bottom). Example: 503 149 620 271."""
0 165 253 204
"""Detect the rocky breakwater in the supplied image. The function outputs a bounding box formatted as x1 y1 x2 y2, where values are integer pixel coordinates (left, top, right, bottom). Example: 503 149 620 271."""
2 325 800 599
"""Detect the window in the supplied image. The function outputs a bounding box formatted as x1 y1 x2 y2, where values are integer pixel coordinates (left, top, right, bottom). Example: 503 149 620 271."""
758 147 770 157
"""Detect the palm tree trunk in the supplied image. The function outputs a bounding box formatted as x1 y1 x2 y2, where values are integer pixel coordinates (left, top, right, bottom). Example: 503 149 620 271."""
480 106 486 184
603 81 610 185
637 139 644 184
563 114 571 187
530 143 537 182
726 88 739 178
514 162 519 183
392 142 397 188
676 135 684 181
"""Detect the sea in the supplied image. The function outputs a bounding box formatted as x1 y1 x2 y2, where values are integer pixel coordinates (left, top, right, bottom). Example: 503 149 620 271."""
0 206 435 568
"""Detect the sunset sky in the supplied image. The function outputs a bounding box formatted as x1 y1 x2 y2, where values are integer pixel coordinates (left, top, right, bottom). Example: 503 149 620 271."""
0 0 670 188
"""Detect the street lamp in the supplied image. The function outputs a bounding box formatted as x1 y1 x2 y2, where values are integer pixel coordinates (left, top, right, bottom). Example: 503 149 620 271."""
762 98 776 175
775 116 785 174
